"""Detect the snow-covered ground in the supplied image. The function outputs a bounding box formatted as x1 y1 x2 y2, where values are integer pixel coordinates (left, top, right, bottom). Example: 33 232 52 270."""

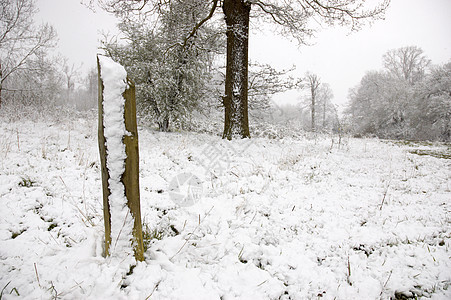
0 113 450 299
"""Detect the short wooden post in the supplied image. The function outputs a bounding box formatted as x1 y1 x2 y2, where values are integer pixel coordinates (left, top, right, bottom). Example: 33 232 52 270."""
97 56 144 261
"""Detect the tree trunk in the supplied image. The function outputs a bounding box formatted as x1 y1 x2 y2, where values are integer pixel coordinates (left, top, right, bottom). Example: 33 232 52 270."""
307 74 320 132
222 0 251 140
311 93 316 132
159 117 170 132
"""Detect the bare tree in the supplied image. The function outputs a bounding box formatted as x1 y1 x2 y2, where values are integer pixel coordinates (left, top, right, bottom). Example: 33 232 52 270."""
247 62 302 119
4 50 64 110
86 67 98 107
317 83 334 129
414 62 451 141
221 0 389 139
61 58 82 103
346 47 449 141
0 0 57 107
92 0 390 139
305 72 321 131
382 46 430 85
346 70 396 136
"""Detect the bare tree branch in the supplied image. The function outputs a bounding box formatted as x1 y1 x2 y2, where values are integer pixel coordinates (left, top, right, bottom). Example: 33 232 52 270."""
181 0 219 49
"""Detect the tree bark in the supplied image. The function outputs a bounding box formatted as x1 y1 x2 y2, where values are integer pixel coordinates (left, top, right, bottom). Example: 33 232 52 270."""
222 0 251 140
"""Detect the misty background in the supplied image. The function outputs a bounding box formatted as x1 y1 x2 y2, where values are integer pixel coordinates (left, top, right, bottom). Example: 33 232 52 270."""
1 0 450 141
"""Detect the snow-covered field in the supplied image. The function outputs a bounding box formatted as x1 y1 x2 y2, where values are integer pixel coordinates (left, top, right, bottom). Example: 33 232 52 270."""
0 113 450 299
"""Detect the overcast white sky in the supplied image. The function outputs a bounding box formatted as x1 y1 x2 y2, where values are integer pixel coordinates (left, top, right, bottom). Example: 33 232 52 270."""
36 0 451 108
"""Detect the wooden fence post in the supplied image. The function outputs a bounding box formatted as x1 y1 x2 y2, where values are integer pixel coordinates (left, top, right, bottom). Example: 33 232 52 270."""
97 56 144 262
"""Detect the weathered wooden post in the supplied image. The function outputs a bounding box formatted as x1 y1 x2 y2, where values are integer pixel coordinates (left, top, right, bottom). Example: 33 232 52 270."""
97 55 144 261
